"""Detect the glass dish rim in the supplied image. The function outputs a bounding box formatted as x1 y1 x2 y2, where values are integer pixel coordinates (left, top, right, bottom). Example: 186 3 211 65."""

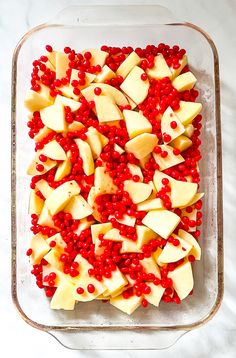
11 19 223 333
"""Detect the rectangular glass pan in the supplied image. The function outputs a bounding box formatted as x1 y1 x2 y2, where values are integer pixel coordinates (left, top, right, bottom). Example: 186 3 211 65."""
11 5 223 350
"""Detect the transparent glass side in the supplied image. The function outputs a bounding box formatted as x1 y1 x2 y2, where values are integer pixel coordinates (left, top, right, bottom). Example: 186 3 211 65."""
12 14 223 349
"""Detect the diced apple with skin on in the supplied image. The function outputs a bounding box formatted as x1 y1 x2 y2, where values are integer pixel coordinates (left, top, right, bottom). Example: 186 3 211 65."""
137 198 163 211
157 235 192 264
55 52 70 80
30 234 50 264
29 190 44 216
142 210 181 240
141 256 161 279
81 48 108 67
46 233 66 253
41 140 67 160
110 294 142 315
45 180 81 215
147 54 172 80
116 51 141 79
144 282 165 307
102 268 127 295
170 55 188 79
127 163 144 181
81 83 129 106
135 225 158 249
64 195 93 220
54 94 81 112
125 133 158 160
38 204 58 229
170 180 198 208
170 135 192 152
86 127 103 159
50 281 76 310
34 126 53 143
27 150 57 176
178 229 201 260
35 179 53 199
94 65 116 83
123 109 152 139
184 123 194 138
69 69 96 89
174 101 202 126
161 106 185 144
172 72 197 91
120 66 150 104
40 104 67 133
74 138 94 176
123 180 152 204
94 95 123 123
168 261 194 300
153 144 184 171
94 166 118 194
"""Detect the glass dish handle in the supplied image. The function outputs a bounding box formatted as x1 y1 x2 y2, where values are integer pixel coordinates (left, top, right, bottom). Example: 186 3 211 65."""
48 329 187 350
49 5 177 26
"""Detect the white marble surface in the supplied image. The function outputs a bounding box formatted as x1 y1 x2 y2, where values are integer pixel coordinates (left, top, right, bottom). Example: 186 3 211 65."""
0 0 236 356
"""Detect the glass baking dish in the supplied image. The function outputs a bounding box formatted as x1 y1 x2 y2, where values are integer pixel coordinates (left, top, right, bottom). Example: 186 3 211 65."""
11 5 223 350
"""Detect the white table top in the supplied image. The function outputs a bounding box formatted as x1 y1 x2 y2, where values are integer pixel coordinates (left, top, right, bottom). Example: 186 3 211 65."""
1 0 235 356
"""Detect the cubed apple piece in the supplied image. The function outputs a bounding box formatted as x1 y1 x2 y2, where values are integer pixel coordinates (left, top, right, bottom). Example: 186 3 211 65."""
109 214 136 227
141 257 161 279
137 198 163 211
158 235 192 264
69 69 96 89
153 170 175 191
103 228 126 242
60 85 80 101
64 195 93 220
38 204 58 229
73 276 106 302
184 124 194 138
110 294 142 315
170 135 192 152
170 180 198 208
172 72 197 91
40 104 67 132
91 223 112 243
116 51 141 79
94 167 118 194
30 234 50 264
46 233 66 253
54 156 72 181
147 54 172 80
94 95 123 123
74 217 95 236
142 210 181 240
27 151 57 176
120 240 141 253
81 83 128 106
41 140 67 160
34 126 53 143
168 261 193 300
94 65 116 83
24 89 53 112
82 48 108 67
170 55 188 79
139 154 151 169
135 225 158 249
55 52 69 80
29 190 44 216
103 268 127 295
50 282 76 310
73 254 93 276
153 144 184 171
86 127 103 159
43 249 64 271
55 94 81 112
127 163 144 181
67 121 84 133
175 101 202 126
120 66 149 104
161 106 185 143
75 138 94 176
35 179 53 199
180 192 204 208
123 180 152 204
123 110 152 139
125 133 158 160
178 229 201 260
144 282 165 307
45 180 81 215
126 95 137 110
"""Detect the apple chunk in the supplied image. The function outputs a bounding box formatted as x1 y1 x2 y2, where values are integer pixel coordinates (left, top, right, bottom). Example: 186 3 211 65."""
142 210 181 239
137 198 163 211
141 257 161 279
103 268 127 295
91 222 112 243
172 72 197 91
55 52 69 80
30 234 50 265
110 294 142 315
170 55 188 79
170 135 192 152
94 95 123 123
35 179 53 199
86 127 103 159
38 204 58 229
94 167 118 194
127 163 143 181
82 48 108 67
40 104 67 132
178 229 201 260
27 151 57 176
157 235 192 263
41 140 67 160
116 51 141 79
54 94 81 112
125 133 158 160
136 225 158 249
120 66 150 104
74 138 94 176
161 106 185 143
147 54 172 80
50 282 76 310
123 109 152 139
64 195 93 220
29 190 44 216
94 65 116 83
34 126 53 143
153 170 175 191
168 261 194 300
24 88 53 112
81 83 128 106
54 155 72 181
175 101 202 126
144 283 165 307
123 180 152 204
170 180 198 208
69 69 95 89
153 144 184 171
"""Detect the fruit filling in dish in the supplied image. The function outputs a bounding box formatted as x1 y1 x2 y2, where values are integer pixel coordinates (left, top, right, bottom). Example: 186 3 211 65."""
25 43 203 314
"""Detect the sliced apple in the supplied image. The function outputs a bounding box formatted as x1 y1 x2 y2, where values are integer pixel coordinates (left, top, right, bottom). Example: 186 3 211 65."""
55 94 81 112
40 104 67 132
158 235 192 264
125 133 158 160
175 101 202 126
170 180 198 208
126 95 137 110
161 106 185 143
94 65 116 83
181 207 197 232
42 264 68 287
60 85 80 101
64 195 93 220
30 234 50 264
35 179 53 199
123 180 152 204
153 170 175 191
94 166 118 194
41 140 67 161
102 268 127 295
153 144 184 171
142 210 181 240
152 247 163 264
178 229 201 260
184 123 194 138
110 294 142 315
180 192 204 208
141 256 161 279
74 217 95 236
86 127 103 159
81 83 128 106
50 281 76 310
69 69 96 89
43 249 64 271
73 275 106 302
24 90 52 112
34 126 53 143
54 155 72 181
68 121 84 133
45 180 81 215
47 51 56 67
27 153 57 176
120 239 141 253
82 48 108 67
91 222 112 244
172 71 197 91
168 261 193 300
120 66 149 104
123 109 152 139
29 190 44 216
137 198 163 211
109 214 136 227
136 225 158 249
147 54 172 80
38 204 58 229
46 233 66 253
116 51 141 79
99 133 109 147
103 228 125 242
94 95 123 123
139 154 151 169
127 163 143 181
87 186 102 222
75 138 94 176
55 52 69 80
144 282 165 307
114 143 125 154
170 55 188 79
170 135 192 152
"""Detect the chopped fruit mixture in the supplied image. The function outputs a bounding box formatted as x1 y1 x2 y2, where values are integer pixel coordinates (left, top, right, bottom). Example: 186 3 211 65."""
25 43 204 315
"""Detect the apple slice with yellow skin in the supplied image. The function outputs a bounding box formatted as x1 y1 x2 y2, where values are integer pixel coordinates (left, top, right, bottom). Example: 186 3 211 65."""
161 106 185 144
109 214 136 227
136 225 158 249
168 261 193 300
147 54 172 80
120 240 142 253
91 223 112 244
94 95 123 123
103 228 126 242
45 180 80 215
34 126 53 143
137 198 163 211
81 83 128 106
74 217 95 236
38 204 58 229
170 55 188 79
127 163 143 181
102 268 127 295
69 69 96 89
153 144 184 171
50 281 76 310
142 210 181 240
141 256 161 279
125 133 158 160
94 65 116 83
87 186 102 222
67 121 84 132
178 229 201 260
29 190 44 216
64 195 93 220
40 103 67 132
114 143 125 154
94 167 118 194
170 135 192 152
54 155 72 181
55 94 81 112
144 282 165 307
110 294 142 315
43 249 64 271
174 101 202 126
27 151 57 176
41 140 67 160
30 234 50 265
46 233 66 253
184 123 194 138
153 170 175 191
81 48 108 67
123 180 152 204
157 235 192 264
172 71 197 91
75 138 94 176
60 85 80 101
55 52 69 80
120 66 150 104
86 127 103 159
123 109 152 139
116 51 141 79
35 179 53 199
180 192 204 208
170 180 198 208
